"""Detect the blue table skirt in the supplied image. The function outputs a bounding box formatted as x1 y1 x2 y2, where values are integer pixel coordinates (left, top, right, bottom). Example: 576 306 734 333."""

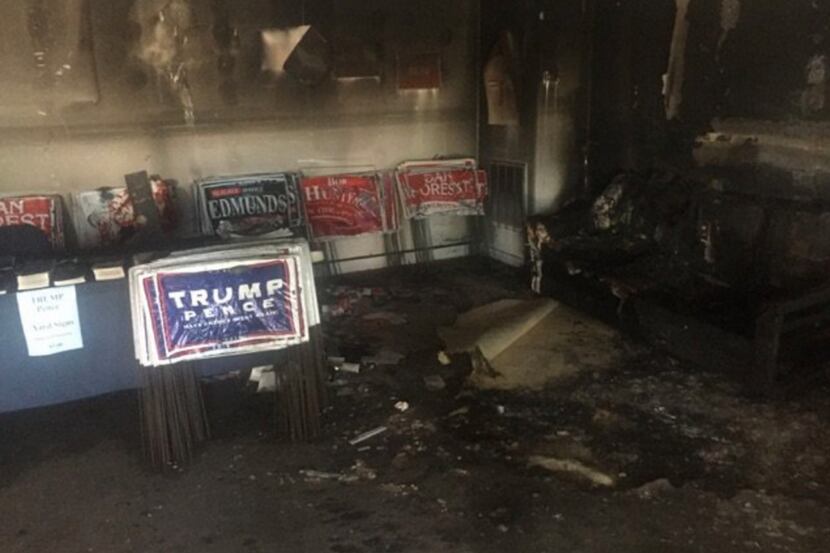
0 280 280 413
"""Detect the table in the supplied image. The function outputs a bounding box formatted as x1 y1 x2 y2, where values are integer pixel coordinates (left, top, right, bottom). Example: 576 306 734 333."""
0 280 277 413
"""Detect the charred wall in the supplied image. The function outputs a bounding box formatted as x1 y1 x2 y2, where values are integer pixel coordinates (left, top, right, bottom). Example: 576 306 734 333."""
0 0 479 272
477 0 593 265
589 0 830 291
479 0 592 213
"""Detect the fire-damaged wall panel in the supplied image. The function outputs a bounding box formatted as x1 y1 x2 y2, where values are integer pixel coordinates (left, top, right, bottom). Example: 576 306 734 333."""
0 0 479 273
0 0 99 124
585 0 830 292
478 0 593 265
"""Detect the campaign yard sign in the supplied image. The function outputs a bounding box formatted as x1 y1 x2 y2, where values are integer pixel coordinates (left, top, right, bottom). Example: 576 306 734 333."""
196 173 304 239
395 159 488 219
300 172 399 240
130 243 314 367
150 261 298 359
71 179 178 250
0 195 65 249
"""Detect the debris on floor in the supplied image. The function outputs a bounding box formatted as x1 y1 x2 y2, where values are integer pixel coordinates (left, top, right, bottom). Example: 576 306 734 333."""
528 455 616 487
632 478 675 499
249 365 277 392
362 349 406 366
337 362 361 374
363 311 408 325
440 297 624 390
2 259 829 553
423 375 446 391
349 426 388 446
300 460 377 483
439 298 557 361
474 304 624 391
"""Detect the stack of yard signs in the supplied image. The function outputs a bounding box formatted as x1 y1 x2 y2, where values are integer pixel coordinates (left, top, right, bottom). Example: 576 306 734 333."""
129 238 325 467
194 173 305 239
300 171 399 240
395 158 488 219
130 246 309 366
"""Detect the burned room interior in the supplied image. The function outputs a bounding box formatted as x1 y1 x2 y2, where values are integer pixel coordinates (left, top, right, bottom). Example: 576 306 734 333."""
1 0 830 551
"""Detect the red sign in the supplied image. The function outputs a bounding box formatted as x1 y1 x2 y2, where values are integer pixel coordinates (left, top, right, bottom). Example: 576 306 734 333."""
404 170 479 203
396 161 487 218
301 173 397 240
0 195 64 249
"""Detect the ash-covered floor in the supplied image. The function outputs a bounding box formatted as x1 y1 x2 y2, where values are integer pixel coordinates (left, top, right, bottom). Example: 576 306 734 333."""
1 259 829 553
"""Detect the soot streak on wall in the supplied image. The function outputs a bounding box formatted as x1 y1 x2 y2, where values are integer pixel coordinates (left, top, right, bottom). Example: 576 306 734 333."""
479 0 591 213
477 0 593 264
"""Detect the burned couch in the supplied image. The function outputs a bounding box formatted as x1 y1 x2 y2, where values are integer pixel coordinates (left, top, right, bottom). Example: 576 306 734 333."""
527 169 830 392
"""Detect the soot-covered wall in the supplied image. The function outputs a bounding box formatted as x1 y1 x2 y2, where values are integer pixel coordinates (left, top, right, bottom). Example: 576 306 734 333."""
590 0 830 290
479 0 591 210
477 0 593 264
0 0 478 272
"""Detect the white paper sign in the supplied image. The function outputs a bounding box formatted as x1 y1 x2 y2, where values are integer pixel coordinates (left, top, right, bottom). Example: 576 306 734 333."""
17 286 84 356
